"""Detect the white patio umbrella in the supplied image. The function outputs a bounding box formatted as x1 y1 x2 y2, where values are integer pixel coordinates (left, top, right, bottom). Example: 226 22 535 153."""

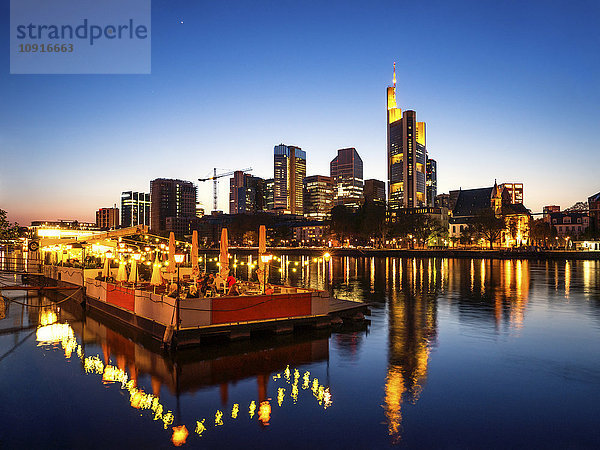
128 259 138 285
150 253 162 292
101 256 110 279
116 261 128 283
167 232 176 282
191 230 199 282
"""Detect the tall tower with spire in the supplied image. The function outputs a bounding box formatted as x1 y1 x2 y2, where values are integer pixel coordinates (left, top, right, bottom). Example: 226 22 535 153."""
387 63 428 212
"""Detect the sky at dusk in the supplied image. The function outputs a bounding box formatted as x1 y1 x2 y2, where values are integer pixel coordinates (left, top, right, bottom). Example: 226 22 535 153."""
1 0 599 225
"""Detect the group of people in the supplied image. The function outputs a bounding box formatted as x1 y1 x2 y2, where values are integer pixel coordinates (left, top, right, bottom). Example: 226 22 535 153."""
166 271 242 299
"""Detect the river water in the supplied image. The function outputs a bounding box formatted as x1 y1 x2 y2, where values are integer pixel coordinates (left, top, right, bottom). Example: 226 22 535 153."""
1 257 599 448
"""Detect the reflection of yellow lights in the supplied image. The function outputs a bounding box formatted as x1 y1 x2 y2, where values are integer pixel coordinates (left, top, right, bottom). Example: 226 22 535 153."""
231 404 239 419
195 419 206 437
291 384 299 403
302 371 310 389
258 401 271 425
284 365 291 381
36 323 77 357
162 412 174 430
171 425 188 446
311 378 319 395
39 309 58 326
249 401 256 418
323 387 332 409
277 388 285 406
215 410 223 426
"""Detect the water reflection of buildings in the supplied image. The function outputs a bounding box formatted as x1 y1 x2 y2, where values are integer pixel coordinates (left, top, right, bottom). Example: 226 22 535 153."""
384 258 439 441
446 259 531 330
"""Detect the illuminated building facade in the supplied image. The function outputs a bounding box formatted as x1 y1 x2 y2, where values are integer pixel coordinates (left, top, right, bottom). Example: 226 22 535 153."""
95 207 119 230
121 191 150 228
229 171 265 214
274 144 306 214
426 158 437 207
364 179 386 204
387 63 427 212
498 182 523 204
264 178 274 211
303 175 334 220
448 181 530 247
549 211 589 237
150 178 197 234
330 148 363 210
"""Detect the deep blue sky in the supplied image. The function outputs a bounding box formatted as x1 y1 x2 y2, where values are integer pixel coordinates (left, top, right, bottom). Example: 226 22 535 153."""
1 0 599 224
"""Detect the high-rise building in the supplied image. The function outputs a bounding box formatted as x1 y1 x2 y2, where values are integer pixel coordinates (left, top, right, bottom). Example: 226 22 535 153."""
426 158 437 207
303 175 334 220
274 144 306 214
330 147 363 209
499 183 524 204
121 191 150 228
96 207 119 230
229 171 265 214
150 178 197 234
387 63 427 211
364 179 386 204
264 178 274 211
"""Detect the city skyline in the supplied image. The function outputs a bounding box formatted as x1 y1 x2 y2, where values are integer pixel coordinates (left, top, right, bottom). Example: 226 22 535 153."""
1 0 599 224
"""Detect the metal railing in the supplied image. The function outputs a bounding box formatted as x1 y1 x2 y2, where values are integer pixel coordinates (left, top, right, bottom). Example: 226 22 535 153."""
0 254 44 274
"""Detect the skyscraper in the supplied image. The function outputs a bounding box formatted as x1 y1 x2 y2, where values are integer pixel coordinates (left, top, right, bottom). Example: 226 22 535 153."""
96 207 119 230
364 179 386 204
274 144 306 215
121 191 150 228
303 175 334 220
387 63 427 211
150 178 197 234
426 158 437 207
229 171 265 214
330 147 364 209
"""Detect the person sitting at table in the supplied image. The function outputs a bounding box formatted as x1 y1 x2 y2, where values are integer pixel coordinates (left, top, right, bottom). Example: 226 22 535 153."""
214 273 226 294
198 273 209 294
188 284 199 298
226 274 236 289
264 283 274 295
205 273 216 295
166 283 178 298
227 281 241 296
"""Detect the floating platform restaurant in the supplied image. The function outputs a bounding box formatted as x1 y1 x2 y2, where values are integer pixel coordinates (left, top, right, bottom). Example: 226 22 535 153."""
22 225 369 347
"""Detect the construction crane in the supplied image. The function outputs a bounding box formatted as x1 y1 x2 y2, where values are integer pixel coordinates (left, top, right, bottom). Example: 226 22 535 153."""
199 167 252 212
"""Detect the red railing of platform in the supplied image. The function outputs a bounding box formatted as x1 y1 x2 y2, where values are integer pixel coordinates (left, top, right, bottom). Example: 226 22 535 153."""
106 285 135 312
211 293 312 325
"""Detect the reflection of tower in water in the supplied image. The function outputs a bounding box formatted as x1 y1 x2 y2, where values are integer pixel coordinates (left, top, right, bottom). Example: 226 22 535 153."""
384 258 439 441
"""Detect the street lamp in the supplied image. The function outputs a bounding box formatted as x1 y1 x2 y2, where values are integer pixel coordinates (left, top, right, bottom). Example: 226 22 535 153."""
174 253 185 335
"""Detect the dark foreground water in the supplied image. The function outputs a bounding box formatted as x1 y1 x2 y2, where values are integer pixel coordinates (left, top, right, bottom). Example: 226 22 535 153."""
1 257 600 449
